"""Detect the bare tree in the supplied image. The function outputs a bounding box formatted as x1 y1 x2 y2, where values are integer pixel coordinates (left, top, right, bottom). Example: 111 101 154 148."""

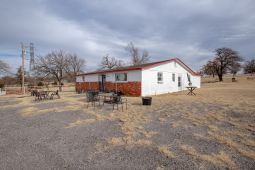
202 60 216 77
66 53 86 81
125 42 150 65
99 54 123 70
244 59 255 75
16 66 27 86
0 60 10 74
34 50 69 91
212 48 243 81
229 62 241 78
0 76 17 85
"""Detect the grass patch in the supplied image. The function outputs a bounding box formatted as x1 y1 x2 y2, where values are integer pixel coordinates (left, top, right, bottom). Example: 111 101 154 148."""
208 131 255 159
65 118 96 128
158 145 175 158
180 144 235 168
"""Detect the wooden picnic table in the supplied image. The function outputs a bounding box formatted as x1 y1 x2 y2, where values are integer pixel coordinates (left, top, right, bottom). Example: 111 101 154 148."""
186 86 197 96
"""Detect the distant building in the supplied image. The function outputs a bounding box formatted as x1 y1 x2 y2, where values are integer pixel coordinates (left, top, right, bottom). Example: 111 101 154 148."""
76 58 201 96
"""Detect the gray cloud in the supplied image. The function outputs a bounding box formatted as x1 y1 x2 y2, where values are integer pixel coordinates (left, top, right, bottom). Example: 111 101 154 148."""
0 0 254 72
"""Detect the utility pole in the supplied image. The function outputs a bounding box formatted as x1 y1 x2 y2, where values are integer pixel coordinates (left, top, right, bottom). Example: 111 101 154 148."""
20 42 35 95
30 43 34 71
21 43 26 95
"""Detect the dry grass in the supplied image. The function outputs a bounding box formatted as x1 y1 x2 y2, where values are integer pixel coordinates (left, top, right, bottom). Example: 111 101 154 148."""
156 166 165 170
108 136 152 147
193 133 210 141
180 144 236 168
171 120 183 128
158 117 167 123
1 75 254 168
207 131 255 160
142 131 158 138
65 118 96 128
158 145 175 158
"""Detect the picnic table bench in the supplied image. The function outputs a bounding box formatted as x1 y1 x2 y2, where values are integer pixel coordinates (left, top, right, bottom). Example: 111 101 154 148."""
186 86 197 96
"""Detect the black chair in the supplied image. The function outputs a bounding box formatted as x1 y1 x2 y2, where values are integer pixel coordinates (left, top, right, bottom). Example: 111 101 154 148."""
112 94 127 111
31 89 37 96
50 90 60 99
34 90 42 101
86 91 100 108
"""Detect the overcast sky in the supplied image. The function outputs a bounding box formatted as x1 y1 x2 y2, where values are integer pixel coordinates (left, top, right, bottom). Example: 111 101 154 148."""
0 0 254 73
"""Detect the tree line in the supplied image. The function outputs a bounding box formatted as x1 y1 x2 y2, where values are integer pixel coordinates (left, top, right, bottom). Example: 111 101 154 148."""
202 48 254 81
1 45 254 90
0 42 149 91
0 51 85 91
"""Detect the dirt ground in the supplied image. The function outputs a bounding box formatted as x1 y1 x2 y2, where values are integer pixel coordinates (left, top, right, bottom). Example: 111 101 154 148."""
0 76 254 170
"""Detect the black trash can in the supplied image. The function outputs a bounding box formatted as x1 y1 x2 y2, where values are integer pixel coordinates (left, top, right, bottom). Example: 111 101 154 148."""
142 97 152 105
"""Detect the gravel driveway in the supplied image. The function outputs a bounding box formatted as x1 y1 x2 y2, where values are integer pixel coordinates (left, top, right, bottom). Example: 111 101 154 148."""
0 81 254 170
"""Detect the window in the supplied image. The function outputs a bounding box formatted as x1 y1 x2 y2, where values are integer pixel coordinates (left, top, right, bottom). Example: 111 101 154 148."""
82 76 85 81
115 73 127 81
157 72 163 83
172 73 175 82
178 76 181 87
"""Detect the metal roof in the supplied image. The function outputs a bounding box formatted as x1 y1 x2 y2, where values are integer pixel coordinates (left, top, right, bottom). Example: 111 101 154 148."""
77 58 200 76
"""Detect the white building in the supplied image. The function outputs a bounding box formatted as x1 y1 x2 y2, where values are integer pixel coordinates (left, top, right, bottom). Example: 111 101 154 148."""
76 58 201 96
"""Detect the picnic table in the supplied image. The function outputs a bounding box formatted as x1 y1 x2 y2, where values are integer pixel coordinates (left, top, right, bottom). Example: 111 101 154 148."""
98 92 127 111
186 86 197 96
99 92 114 103
35 90 60 101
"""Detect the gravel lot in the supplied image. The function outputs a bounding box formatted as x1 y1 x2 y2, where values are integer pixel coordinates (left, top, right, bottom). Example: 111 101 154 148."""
0 78 254 170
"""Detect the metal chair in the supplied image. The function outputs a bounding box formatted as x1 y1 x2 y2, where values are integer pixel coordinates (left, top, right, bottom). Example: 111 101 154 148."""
34 90 42 101
50 90 60 99
112 94 127 111
86 91 100 108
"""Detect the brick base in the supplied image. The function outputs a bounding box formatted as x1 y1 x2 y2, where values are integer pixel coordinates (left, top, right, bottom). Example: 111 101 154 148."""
5 87 27 95
76 81 141 96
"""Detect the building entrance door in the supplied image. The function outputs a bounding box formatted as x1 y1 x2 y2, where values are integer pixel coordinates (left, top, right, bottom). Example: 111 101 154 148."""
99 75 106 92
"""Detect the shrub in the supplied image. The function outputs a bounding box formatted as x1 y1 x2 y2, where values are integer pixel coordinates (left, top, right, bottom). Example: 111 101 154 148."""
37 82 44 86
0 83 4 89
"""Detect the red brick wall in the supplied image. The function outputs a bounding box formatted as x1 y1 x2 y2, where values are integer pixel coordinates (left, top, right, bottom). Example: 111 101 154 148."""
5 87 27 95
76 81 141 96
76 82 99 92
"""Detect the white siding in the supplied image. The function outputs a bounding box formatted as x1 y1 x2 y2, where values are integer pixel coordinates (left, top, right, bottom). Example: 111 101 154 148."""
85 75 98 82
141 61 200 96
79 70 141 83
76 76 83 82
126 70 141 82
105 70 141 82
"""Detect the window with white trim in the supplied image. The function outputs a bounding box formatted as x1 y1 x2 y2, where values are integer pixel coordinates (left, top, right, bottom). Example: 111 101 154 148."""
157 72 163 83
115 73 127 81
